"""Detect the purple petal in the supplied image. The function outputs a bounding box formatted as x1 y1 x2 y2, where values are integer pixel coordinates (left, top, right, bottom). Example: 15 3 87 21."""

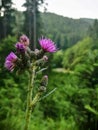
4 60 14 71
6 52 17 61
15 42 26 53
39 38 57 53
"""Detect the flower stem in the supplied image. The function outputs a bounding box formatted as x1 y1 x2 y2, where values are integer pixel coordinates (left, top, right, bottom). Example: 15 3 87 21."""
24 67 35 130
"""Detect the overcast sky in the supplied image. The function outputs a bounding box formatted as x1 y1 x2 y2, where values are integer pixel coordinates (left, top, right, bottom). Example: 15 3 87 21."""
13 0 98 19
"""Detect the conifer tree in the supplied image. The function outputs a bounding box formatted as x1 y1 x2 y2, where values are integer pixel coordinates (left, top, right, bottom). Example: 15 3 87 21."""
23 0 44 49
0 0 15 40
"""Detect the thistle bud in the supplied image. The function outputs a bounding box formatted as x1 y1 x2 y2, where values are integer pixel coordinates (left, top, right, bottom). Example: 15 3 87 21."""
40 75 48 87
43 55 48 61
34 49 40 55
15 42 26 53
34 49 44 58
38 86 46 92
19 35 30 46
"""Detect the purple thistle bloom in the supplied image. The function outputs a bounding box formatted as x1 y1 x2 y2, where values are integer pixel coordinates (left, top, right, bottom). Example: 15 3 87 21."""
15 42 26 53
6 52 17 61
39 38 57 53
20 35 30 46
5 52 17 72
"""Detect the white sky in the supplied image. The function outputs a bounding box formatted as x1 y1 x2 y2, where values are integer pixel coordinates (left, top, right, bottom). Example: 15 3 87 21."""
13 0 98 19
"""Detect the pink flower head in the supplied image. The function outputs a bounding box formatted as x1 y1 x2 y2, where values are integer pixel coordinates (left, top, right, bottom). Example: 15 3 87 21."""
39 38 57 53
15 42 26 53
4 52 17 72
19 34 29 46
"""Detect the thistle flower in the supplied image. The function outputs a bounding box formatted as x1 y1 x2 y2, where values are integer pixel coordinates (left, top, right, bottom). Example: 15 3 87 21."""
39 38 57 53
4 52 18 72
15 42 26 53
20 35 30 46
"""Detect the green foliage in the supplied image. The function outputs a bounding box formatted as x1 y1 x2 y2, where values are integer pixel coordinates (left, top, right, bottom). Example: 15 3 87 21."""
41 13 94 49
85 105 98 116
61 36 98 129
88 19 98 40
0 78 23 130
51 50 63 68
62 37 94 69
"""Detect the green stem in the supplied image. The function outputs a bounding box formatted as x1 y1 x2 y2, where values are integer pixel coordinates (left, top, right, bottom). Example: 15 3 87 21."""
24 67 35 130
31 92 42 111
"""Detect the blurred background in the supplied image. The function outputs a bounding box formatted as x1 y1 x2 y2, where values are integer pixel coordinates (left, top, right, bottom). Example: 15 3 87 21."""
0 0 98 130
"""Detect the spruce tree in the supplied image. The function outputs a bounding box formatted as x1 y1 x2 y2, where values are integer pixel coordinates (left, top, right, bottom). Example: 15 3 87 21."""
0 0 15 40
23 0 44 49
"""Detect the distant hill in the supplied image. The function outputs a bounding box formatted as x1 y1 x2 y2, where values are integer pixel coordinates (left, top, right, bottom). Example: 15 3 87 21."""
41 12 94 49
